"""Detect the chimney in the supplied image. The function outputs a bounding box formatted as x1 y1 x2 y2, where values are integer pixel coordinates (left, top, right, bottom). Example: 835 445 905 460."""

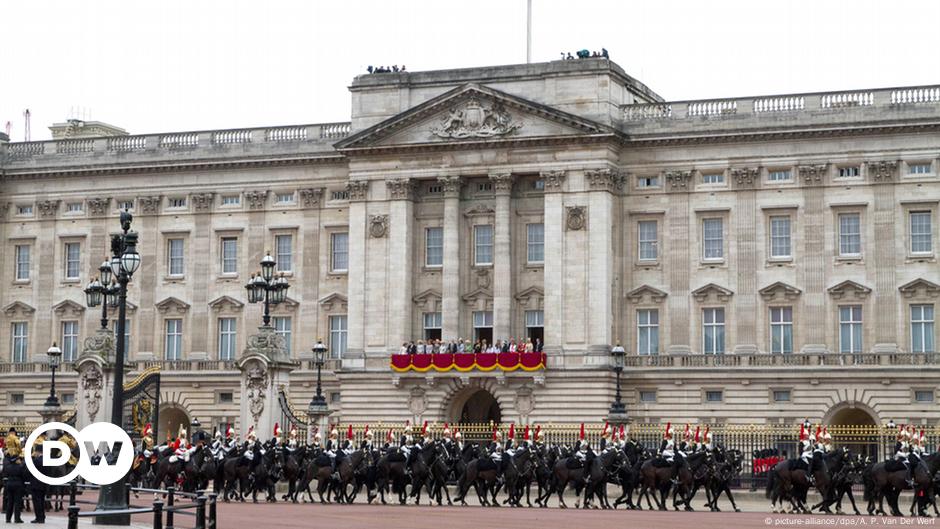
49 119 128 139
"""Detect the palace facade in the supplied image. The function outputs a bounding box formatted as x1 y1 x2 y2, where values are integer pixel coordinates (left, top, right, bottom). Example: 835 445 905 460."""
1 59 939 438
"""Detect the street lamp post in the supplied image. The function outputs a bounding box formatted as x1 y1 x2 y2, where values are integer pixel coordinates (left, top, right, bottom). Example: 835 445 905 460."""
307 340 329 440
245 253 289 327
44 343 63 409
609 343 626 416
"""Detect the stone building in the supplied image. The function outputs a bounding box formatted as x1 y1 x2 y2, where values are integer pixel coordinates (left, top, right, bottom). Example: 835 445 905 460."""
0 59 938 438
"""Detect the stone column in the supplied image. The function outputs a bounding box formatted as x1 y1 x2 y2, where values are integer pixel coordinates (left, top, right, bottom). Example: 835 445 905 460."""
189 192 215 359
871 164 899 352
73 329 113 429
298 188 324 358
386 179 416 349
541 171 566 354
799 165 828 353
490 173 514 340
237 326 297 435
36 200 59 352
585 169 619 353
439 176 463 340
665 172 692 354
345 181 369 359
135 195 163 356
732 169 760 353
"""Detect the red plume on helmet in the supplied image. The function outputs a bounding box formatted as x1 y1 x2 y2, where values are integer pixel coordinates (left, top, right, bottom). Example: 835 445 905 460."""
619 425 625 440
508 423 515 440
799 423 806 441
579 423 585 441
534 425 541 440
347 425 354 441
387 429 393 443
492 427 498 441
422 421 429 437
815 425 821 439
694 426 701 443
524 425 531 441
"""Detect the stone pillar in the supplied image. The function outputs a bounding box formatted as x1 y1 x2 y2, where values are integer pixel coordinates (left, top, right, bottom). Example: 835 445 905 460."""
872 172 899 352
732 169 760 353
439 176 463 340
541 171 566 354
799 166 828 353
189 193 215 359
36 200 59 354
237 326 297 435
135 195 163 357
490 173 514 340
73 328 113 429
386 178 416 349
298 188 324 358
585 169 619 353
345 181 369 359
666 177 691 354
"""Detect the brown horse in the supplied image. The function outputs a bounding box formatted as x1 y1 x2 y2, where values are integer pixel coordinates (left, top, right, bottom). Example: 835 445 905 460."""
455 454 501 506
552 454 589 509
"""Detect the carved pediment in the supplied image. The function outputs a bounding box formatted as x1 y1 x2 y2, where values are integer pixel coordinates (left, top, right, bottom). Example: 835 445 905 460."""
462 287 494 311
335 84 615 151
106 301 138 313
53 299 86 316
691 283 734 303
271 296 300 312
3 301 35 317
514 286 544 309
827 280 872 300
899 278 940 298
155 296 191 314
626 285 668 304
318 293 348 312
759 281 803 302
413 289 442 311
208 295 245 312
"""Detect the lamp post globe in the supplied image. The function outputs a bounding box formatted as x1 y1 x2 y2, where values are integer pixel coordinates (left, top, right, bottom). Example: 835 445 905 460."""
121 241 141 275
84 278 102 307
260 252 276 281
98 260 112 286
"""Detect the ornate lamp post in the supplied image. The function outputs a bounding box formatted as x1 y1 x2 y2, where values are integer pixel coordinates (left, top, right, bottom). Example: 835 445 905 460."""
45 343 63 408
245 252 289 327
84 260 120 331
307 340 329 440
609 343 626 416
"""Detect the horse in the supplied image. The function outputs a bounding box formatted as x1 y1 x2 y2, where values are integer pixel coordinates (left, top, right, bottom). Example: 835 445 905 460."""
582 446 626 509
221 449 252 502
703 448 743 512
613 440 646 510
249 445 280 503
454 448 501 507
502 446 535 507
637 452 687 511
552 449 591 509
279 446 306 503
427 441 455 506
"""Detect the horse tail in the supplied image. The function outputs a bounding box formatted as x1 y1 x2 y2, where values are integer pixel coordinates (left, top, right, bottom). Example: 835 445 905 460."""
765 467 776 499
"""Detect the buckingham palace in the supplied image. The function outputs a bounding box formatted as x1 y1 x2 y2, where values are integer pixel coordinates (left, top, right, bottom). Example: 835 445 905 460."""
0 58 939 438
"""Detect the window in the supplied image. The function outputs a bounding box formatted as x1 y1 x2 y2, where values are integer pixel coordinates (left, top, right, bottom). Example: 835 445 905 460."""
915 390 934 403
478 182 493 192
221 237 238 274
427 185 443 194
61 321 79 362
118 200 134 211
911 212 933 254
273 317 292 355
702 218 723 260
702 173 724 184
472 311 493 344
11 322 28 363
637 309 659 355
15 245 30 281
218 318 236 360
909 163 932 175
703 308 725 354
218 392 234 404
839 305 863 354
275 192 295 204
770 216 791 258
773 390 791 402
17 205 33 215
423 312 442 341
525 310 544 343
637 175 659 188
838 166 860 178
329 315 348 359
839 213 861 256
638 221 658 261
66 202 83 213
165 319 183 360
111 319 130 353
331 190 349 200
167 239 185 276
770 307 793 354
533 180 545 190
275 234 292 272
911 304 935 353
168 197 187 209
11 394 24 405
64 242 81 280
425 228 443 267
639 390 657 403
62 393 75 405
331 233 348 272
330 392 341 404
768 169 792 182
474 225 494 265
705 390 723 402
527 223 544 263
221 195 240 206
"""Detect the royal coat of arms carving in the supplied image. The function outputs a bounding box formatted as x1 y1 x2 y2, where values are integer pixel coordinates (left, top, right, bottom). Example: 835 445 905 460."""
431 97 522 139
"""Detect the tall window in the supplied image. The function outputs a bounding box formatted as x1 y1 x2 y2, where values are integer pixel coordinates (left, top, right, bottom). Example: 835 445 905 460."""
702 218 723 260
911 212 933 254
770 307 793 354
770 216 791 258
167 238 185 276
61 321 79 362
474 225 494 265
221 237 238 274
703 308 725 354
273 317 292 355
15 245 30 281
165 319 183 360
331 233 348 272
218 318 236 360
329 315 347 359
275 234 292 272
912 304 935 353
425 228 443 267
11 322 28 363
423 312 442 341
525 310 544 343
64 242 81 280
839 213 861 256
473 311 494 344
839 305 863 354
638 221 658 261
637 309 659 355
527 223 544 264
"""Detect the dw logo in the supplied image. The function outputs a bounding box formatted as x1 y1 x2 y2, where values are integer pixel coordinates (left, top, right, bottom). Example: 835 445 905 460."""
24 422 134 486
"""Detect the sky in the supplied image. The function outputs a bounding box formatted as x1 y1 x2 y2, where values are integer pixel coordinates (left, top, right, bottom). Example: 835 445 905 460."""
2 0 939 141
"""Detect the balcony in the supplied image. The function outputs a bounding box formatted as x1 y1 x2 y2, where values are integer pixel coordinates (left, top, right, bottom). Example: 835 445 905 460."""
390 352 547 373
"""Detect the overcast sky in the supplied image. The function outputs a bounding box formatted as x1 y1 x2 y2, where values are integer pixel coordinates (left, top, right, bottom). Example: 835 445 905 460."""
3 0 939 141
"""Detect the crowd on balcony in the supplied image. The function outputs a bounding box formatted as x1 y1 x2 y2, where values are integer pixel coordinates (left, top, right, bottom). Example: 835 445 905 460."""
367 65 406 74
560 48 609 60
398 337 544 355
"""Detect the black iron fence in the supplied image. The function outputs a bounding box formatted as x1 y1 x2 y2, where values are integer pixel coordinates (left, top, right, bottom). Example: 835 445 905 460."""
65 482 216 529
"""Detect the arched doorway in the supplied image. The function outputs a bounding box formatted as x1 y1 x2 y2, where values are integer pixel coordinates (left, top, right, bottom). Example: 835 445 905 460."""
159 406 190 444
448 388 502 424
825 403 880 459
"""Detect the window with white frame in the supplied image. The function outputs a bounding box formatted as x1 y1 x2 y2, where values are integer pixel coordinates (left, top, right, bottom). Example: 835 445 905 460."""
425 228 443 267
770 216 791 258
16 205 33 216
533 180 545 190
218 318 237 360
838 166 860 178
472 310 493 343
331 233 348 272
66 202 83 213
768 169 792 182
61 320 79 362
638 221 658 261
221 237 238 274
474 225 494 265
11 322 28 363
64 242 81 280
639 390 657 403
427 184 443 194
911 304 935 353
703 308 725 354
221 195 240 206
118 199 134 211
637 309 659 355
911 211 933 254
15 245 30 281
167 238 185 276
331 190 349 200
478 182 493 192
275 192 295 204
770 307 793 354
637 175 659 188
168 197 187 209
275 234 292 272
915 390 935 403
527 223 544 263
839 213 861 256
773 390 791 402
525 310 544 342
423 312 442 341
705 390 723 402
273 317 292 355
165 319 183 360
329 315 348 359
839 305 863 354
909 163 932 175
702 172 724 184
702 218 723 260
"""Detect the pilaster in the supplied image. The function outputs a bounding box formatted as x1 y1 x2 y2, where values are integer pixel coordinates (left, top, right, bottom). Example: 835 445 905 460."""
386 178 416 350
541 171 566 354
346 180 369 359
490 173 514 340
439 176 463 340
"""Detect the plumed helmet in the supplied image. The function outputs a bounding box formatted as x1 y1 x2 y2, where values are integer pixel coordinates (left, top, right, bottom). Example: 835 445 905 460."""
442 423 452 438
226 425 235 438
329 425 338 439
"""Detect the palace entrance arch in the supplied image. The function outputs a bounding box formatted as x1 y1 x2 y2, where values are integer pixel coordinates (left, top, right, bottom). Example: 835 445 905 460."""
447 387 502 423
824 402 880 459
158 405 190 443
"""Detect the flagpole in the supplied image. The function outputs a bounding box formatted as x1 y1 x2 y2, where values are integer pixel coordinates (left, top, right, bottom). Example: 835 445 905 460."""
526 0 532 63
